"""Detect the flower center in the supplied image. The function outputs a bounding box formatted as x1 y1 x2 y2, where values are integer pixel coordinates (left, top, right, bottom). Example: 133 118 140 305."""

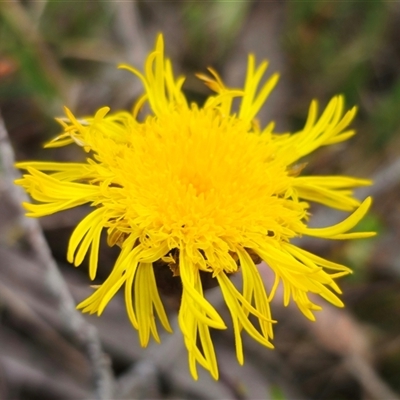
91 106 304 253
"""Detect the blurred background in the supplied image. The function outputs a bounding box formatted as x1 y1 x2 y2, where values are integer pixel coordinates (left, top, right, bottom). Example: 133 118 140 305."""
0 1 399 399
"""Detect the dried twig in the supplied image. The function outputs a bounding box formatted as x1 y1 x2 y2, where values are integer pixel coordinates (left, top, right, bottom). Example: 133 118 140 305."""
346 355 399 400
117 318 182 399
1 356 87 400
0 112 115 400
360 156 400 199
111 0 148 66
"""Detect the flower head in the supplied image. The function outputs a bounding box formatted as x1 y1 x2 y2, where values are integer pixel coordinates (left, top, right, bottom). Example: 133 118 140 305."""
16 34 375 380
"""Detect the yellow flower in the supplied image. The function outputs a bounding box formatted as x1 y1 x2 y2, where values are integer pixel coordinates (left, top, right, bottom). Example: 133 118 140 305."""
16 34 375 380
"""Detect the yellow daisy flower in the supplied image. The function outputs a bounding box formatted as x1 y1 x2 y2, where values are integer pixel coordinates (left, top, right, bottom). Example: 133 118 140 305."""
15 34 375 380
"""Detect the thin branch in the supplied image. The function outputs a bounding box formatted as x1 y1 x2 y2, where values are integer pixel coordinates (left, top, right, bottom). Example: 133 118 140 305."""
111 0 148 66
116 318 182 399
345 355 400 400
0 112 115 400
